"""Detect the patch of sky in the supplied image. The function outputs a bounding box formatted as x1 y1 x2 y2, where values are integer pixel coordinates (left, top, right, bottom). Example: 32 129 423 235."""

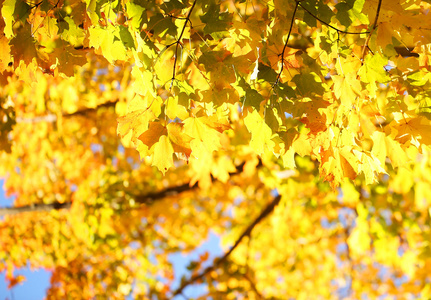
99 83 106 92
337 187 343 203
168 117 182 123
0 180 14 208
393 274 410 288
320 216 339 229
97 68 109 76
336 277 352 299
0 264 51 300
361 188 370 198
336 242 348 254
114 80 121 90
271 188 279 197
378 208 393 226
118 144 125 154
284 112 293 118
338 207 356 228
169 231 223 299
91 143 103 153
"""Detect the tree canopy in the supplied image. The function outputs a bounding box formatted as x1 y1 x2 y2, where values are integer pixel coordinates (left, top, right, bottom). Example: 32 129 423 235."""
2 0 431 298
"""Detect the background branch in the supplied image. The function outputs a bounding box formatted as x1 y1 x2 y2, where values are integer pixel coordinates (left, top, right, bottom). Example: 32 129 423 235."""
171 194 282 297
0 160 261 216
16 101 118 124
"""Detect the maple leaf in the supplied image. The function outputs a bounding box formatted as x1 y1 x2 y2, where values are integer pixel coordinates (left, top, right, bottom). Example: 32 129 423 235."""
167 122 192 159
152 135 174 174
0 36 12 73
244 109 275 156
387 116 431 149
320 146 358 189
138 122 168 149
4 0 431 298
10 26 39 67
50 46 87 77
183 116 222 156
117 95 160 144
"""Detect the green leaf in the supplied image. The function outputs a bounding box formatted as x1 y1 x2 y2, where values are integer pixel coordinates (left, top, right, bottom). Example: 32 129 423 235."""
359 53 391 83
200 3 233 35
292 73 325 97
301 0 334 28
238 78 264 110
244 109 275 155
60 17 86 47
125 1 145 31
89 26 128 63
2 0 31 38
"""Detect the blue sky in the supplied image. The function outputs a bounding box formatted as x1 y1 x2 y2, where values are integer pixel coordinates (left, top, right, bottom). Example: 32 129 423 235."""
0 180 51 300
0 180 223 299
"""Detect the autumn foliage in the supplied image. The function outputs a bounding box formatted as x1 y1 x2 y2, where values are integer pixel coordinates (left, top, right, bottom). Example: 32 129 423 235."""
2 0 431 298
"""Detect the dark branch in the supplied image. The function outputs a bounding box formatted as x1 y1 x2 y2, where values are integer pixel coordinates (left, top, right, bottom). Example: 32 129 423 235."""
63 101 117 118
361 0 382 60
170 0 197 89
0 202 71 217
274 1 299 86
299 3 370 35
0 160 262 216
171 194 282 297
133 159 257 205
16 101 118 123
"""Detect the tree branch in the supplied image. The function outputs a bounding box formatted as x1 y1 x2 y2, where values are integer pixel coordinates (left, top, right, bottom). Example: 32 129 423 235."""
274 1 299 86
0 202 71 217
361 0 382 60
16 101 118 123
170 0 196 89
299 3 370 35
171 194 282 297
0 160 262 216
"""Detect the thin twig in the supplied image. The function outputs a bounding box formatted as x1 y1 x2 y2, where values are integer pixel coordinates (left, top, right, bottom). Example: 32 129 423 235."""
361 0 382 60
299 3 370 35
171 194 282 297
31 0 61 36
170 0 197 89
273 1 299 86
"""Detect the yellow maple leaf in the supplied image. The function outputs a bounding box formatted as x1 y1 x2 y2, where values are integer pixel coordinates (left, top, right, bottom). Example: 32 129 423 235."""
151 135 174 174
117 95 161 144
388 116 431 149
371 131 387 166
244 109 275 156
320 146 359 189
353 150 386 185
167 122 193 160
183 117 222 157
